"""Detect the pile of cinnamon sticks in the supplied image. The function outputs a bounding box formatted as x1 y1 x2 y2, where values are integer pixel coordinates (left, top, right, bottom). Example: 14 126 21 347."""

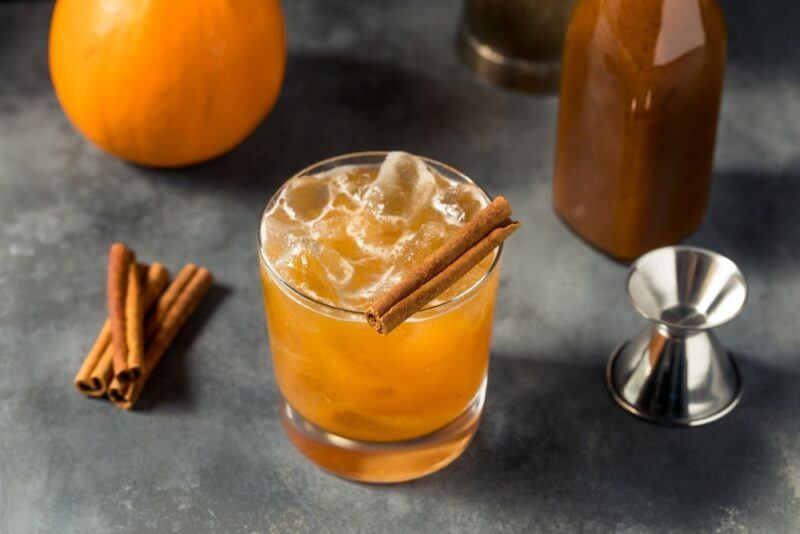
75 243 212 409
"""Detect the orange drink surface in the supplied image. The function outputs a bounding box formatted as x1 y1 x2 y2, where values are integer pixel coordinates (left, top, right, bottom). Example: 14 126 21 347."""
258 152 502 480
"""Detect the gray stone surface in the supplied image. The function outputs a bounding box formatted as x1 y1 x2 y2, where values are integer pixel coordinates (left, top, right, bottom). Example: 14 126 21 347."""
1 1 799 532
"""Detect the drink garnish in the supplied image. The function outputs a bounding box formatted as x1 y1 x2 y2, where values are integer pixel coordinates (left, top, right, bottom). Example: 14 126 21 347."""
366 196 519 334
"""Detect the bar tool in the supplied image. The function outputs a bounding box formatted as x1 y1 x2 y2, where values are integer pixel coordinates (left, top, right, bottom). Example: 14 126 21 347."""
606 246 747 426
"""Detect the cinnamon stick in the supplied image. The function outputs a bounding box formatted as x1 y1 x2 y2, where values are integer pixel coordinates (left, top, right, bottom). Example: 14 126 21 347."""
108 265 212 410
145 263 198 340
75 263 169 396
366 196 519 335
75 322 111 397
122 262 144 381
107 243 134 382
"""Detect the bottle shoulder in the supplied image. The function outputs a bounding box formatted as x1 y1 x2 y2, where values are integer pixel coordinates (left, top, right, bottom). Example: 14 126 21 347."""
566 0 726 70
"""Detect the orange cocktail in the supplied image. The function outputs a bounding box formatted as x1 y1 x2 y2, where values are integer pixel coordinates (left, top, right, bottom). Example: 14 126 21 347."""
258 152 501 482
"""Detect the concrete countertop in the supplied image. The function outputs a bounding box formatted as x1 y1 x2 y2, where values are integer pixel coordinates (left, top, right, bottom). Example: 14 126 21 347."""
1 1 798 532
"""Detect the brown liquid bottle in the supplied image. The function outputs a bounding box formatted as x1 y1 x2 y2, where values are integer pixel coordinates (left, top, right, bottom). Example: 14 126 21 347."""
553 0 726 261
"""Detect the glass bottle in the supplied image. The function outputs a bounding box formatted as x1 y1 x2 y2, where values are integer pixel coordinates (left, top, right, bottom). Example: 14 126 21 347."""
553 0 727 261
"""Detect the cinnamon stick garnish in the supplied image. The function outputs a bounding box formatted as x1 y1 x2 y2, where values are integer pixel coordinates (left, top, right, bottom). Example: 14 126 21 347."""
75 263 169 396
108 265 212 410
366 196 519 335
107 243 135 382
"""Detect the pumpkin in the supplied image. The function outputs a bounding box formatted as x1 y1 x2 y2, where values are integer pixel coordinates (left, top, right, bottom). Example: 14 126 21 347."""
49 0 285 168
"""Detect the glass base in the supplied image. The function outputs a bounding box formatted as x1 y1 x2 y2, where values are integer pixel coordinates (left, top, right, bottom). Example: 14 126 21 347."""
456 21 561 94
280 379 486 483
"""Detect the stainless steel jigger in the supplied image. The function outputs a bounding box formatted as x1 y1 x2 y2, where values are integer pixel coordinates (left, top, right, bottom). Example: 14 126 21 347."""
606 246 748 426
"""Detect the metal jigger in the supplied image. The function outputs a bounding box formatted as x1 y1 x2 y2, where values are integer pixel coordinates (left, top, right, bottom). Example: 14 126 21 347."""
606 246 748 426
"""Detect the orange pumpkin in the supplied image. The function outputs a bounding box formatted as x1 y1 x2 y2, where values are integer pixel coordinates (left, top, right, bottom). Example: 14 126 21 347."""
49 0 285 168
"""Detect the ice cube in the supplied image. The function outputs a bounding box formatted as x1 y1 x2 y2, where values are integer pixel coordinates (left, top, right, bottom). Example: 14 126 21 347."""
311 208 362 259
346 256 392 291
346 211 408 256
317 245 354 288
396 222 446 272
273 233 354 304
432 183 485 225
329 167 376 205
261 203 305 262
282 175 331 222
343 257 400 306
363 152 436 220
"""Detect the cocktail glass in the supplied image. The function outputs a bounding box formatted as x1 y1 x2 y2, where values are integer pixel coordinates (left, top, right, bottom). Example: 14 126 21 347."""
258 152 502 482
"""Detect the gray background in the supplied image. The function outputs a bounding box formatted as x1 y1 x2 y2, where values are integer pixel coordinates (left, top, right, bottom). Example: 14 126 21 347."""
1 1 799 532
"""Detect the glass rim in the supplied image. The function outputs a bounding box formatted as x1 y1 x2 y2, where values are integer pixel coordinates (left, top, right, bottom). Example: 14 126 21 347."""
257 151 503 317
